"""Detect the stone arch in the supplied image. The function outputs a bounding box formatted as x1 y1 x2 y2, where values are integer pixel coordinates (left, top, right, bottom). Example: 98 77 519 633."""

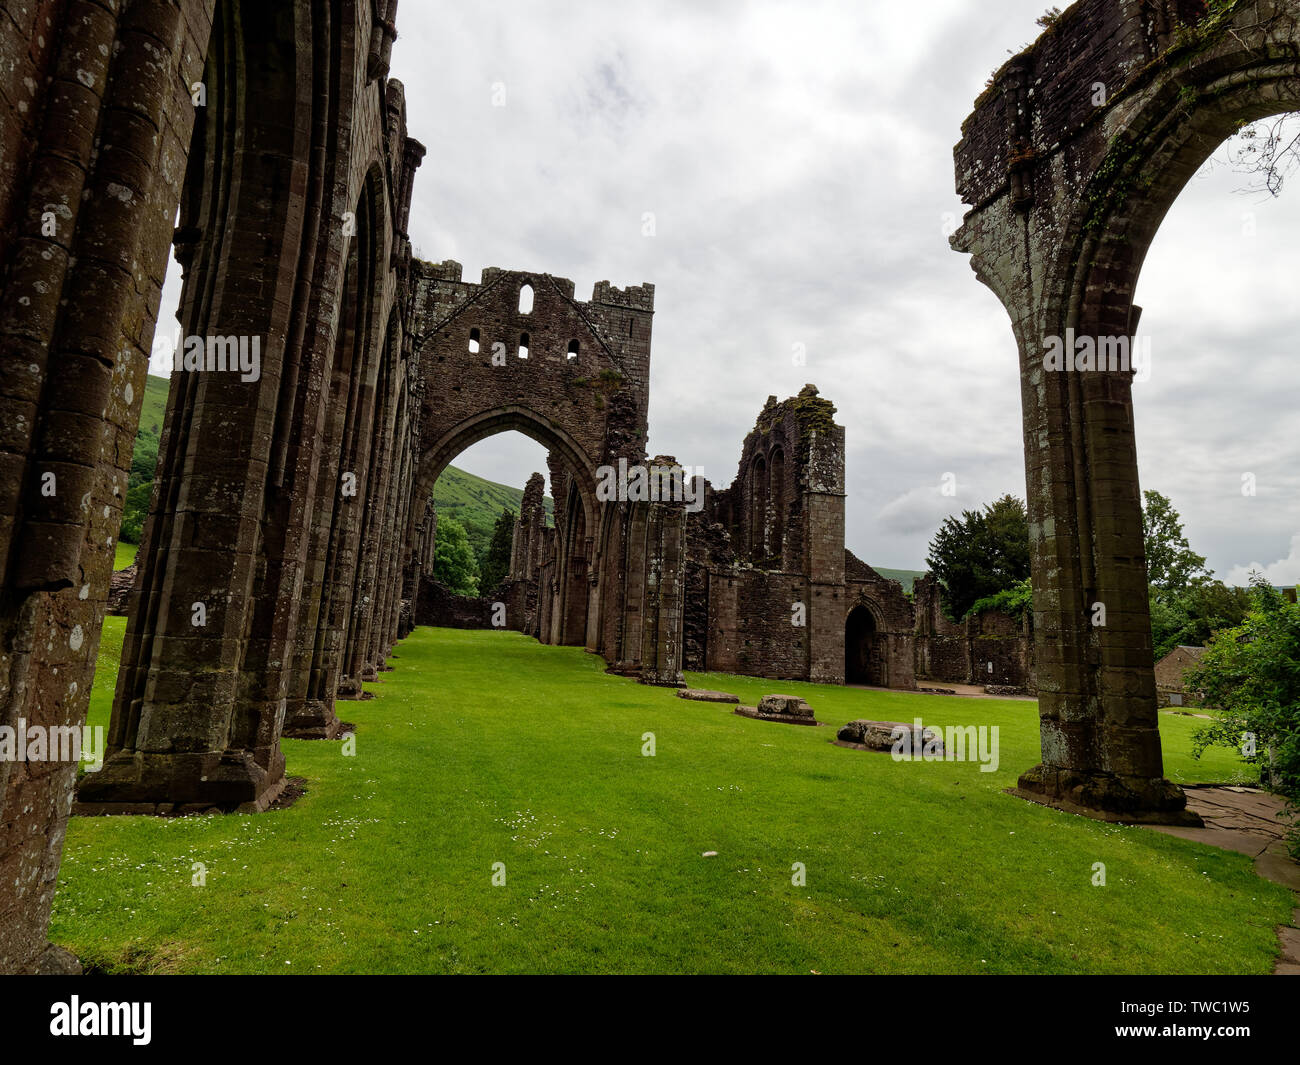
414 409 600 650
344 308 405 692
844 602 885 687
952 0 1300 823
290 162 392 729
79 6 420 805
750 453 768 560
769 446 786 565
417 407 599 538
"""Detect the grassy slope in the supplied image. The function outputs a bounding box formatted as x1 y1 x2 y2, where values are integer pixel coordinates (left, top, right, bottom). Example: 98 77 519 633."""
139 372 169 440
433 465 554 566
873 567 925 593
54 621 1289 975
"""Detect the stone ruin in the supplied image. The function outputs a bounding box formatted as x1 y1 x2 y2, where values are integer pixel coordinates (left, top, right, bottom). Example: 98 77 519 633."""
4 0 1288 972
683 385 1034 691
950 0 1298 823
836 719 943 755
407 260 685 686
735 693 819 726
1 0 422 973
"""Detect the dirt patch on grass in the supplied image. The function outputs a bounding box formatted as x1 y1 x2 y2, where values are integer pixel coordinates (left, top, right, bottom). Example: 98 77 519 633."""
267 776 309 811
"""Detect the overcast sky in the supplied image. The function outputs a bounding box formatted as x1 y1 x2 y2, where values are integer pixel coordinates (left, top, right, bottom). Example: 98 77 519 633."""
153 0 1300 582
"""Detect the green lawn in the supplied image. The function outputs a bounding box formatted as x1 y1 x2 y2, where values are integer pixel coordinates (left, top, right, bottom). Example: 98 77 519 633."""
113 541 137 570
52 622 1291 974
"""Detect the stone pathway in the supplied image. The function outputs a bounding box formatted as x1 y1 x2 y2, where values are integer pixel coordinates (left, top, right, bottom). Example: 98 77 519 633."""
1146 786 1299 975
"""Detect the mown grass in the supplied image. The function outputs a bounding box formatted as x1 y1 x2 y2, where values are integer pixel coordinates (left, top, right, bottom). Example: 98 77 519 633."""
113 541 137 571
52 622 1291 974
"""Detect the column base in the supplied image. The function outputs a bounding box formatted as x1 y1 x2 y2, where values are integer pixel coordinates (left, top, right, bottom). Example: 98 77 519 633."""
1011 763 1203 826
282 698 344 740
74 748 286 816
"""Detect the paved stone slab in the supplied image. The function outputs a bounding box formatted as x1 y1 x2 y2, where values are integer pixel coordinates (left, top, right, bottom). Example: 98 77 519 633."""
1144 785 1299 976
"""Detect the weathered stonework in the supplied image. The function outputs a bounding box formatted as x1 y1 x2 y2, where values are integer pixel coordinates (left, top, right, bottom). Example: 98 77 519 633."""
410 262 686 686
951 0 1299 823
684 388 1031 691
1 0 424 972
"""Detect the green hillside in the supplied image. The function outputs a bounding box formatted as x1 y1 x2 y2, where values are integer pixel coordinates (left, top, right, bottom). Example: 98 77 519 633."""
119 374 172 543
874 567 926 593
138 371 170 439
432 465 553 568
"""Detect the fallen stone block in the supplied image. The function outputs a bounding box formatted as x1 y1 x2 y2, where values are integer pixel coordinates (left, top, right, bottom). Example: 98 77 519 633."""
758 694 814 718
835 719 943 754
734 694 819 726
676 688 740 703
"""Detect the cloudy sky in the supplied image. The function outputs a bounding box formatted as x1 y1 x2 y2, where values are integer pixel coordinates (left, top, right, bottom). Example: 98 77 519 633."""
154 0 1300 581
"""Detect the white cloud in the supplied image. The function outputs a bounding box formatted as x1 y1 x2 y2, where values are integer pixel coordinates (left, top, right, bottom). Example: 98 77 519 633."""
148 3 1300 578
1225 533 1300 587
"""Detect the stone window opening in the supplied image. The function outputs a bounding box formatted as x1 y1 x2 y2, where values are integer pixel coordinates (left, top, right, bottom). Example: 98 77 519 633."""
468 327 480 354
518 332 530 359
518 283 534 314
567 339 580 361
769 448 785 560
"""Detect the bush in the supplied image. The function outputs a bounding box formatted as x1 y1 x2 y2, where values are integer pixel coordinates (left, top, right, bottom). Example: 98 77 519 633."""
1189 574 1300 856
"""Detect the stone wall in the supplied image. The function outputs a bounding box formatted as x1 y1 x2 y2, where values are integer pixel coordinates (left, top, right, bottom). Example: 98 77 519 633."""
0 0 424 972
686 390 1029 691
412 263 685 686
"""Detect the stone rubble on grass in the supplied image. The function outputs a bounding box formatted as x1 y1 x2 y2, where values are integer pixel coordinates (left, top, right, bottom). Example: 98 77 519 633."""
837 719 943 754
734 693 819 725
676 689 740 704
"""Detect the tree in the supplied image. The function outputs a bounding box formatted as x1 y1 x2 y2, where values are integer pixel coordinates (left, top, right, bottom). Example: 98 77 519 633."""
479 509 516 594
1142 490 1209 590
1141 490 1246 657
925 495 1030 620
119 480 152 545
966 576 1033 624
432 516 480 596
1189 574 1300 856
1149 580 1251 661
1227 113 1300 197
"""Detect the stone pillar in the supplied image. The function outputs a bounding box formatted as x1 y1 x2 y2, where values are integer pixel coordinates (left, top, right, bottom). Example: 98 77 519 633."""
0 0 214 972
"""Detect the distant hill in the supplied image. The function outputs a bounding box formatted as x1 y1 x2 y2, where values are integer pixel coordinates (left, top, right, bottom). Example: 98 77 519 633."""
432 466 553 567
139 372 170 440
119 375 173 543
874 567 926 593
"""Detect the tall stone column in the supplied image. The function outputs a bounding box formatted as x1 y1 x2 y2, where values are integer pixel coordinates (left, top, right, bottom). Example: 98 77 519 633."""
0 0 214 971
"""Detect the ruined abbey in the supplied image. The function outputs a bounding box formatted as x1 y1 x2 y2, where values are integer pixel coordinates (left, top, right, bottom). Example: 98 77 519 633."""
420 369 1034 694
3 0 1298 973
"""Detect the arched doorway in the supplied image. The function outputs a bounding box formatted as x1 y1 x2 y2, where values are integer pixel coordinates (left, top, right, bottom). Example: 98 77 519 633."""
845 604 884 686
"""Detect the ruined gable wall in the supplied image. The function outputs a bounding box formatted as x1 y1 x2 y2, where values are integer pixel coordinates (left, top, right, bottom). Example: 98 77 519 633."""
414 264 652 486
